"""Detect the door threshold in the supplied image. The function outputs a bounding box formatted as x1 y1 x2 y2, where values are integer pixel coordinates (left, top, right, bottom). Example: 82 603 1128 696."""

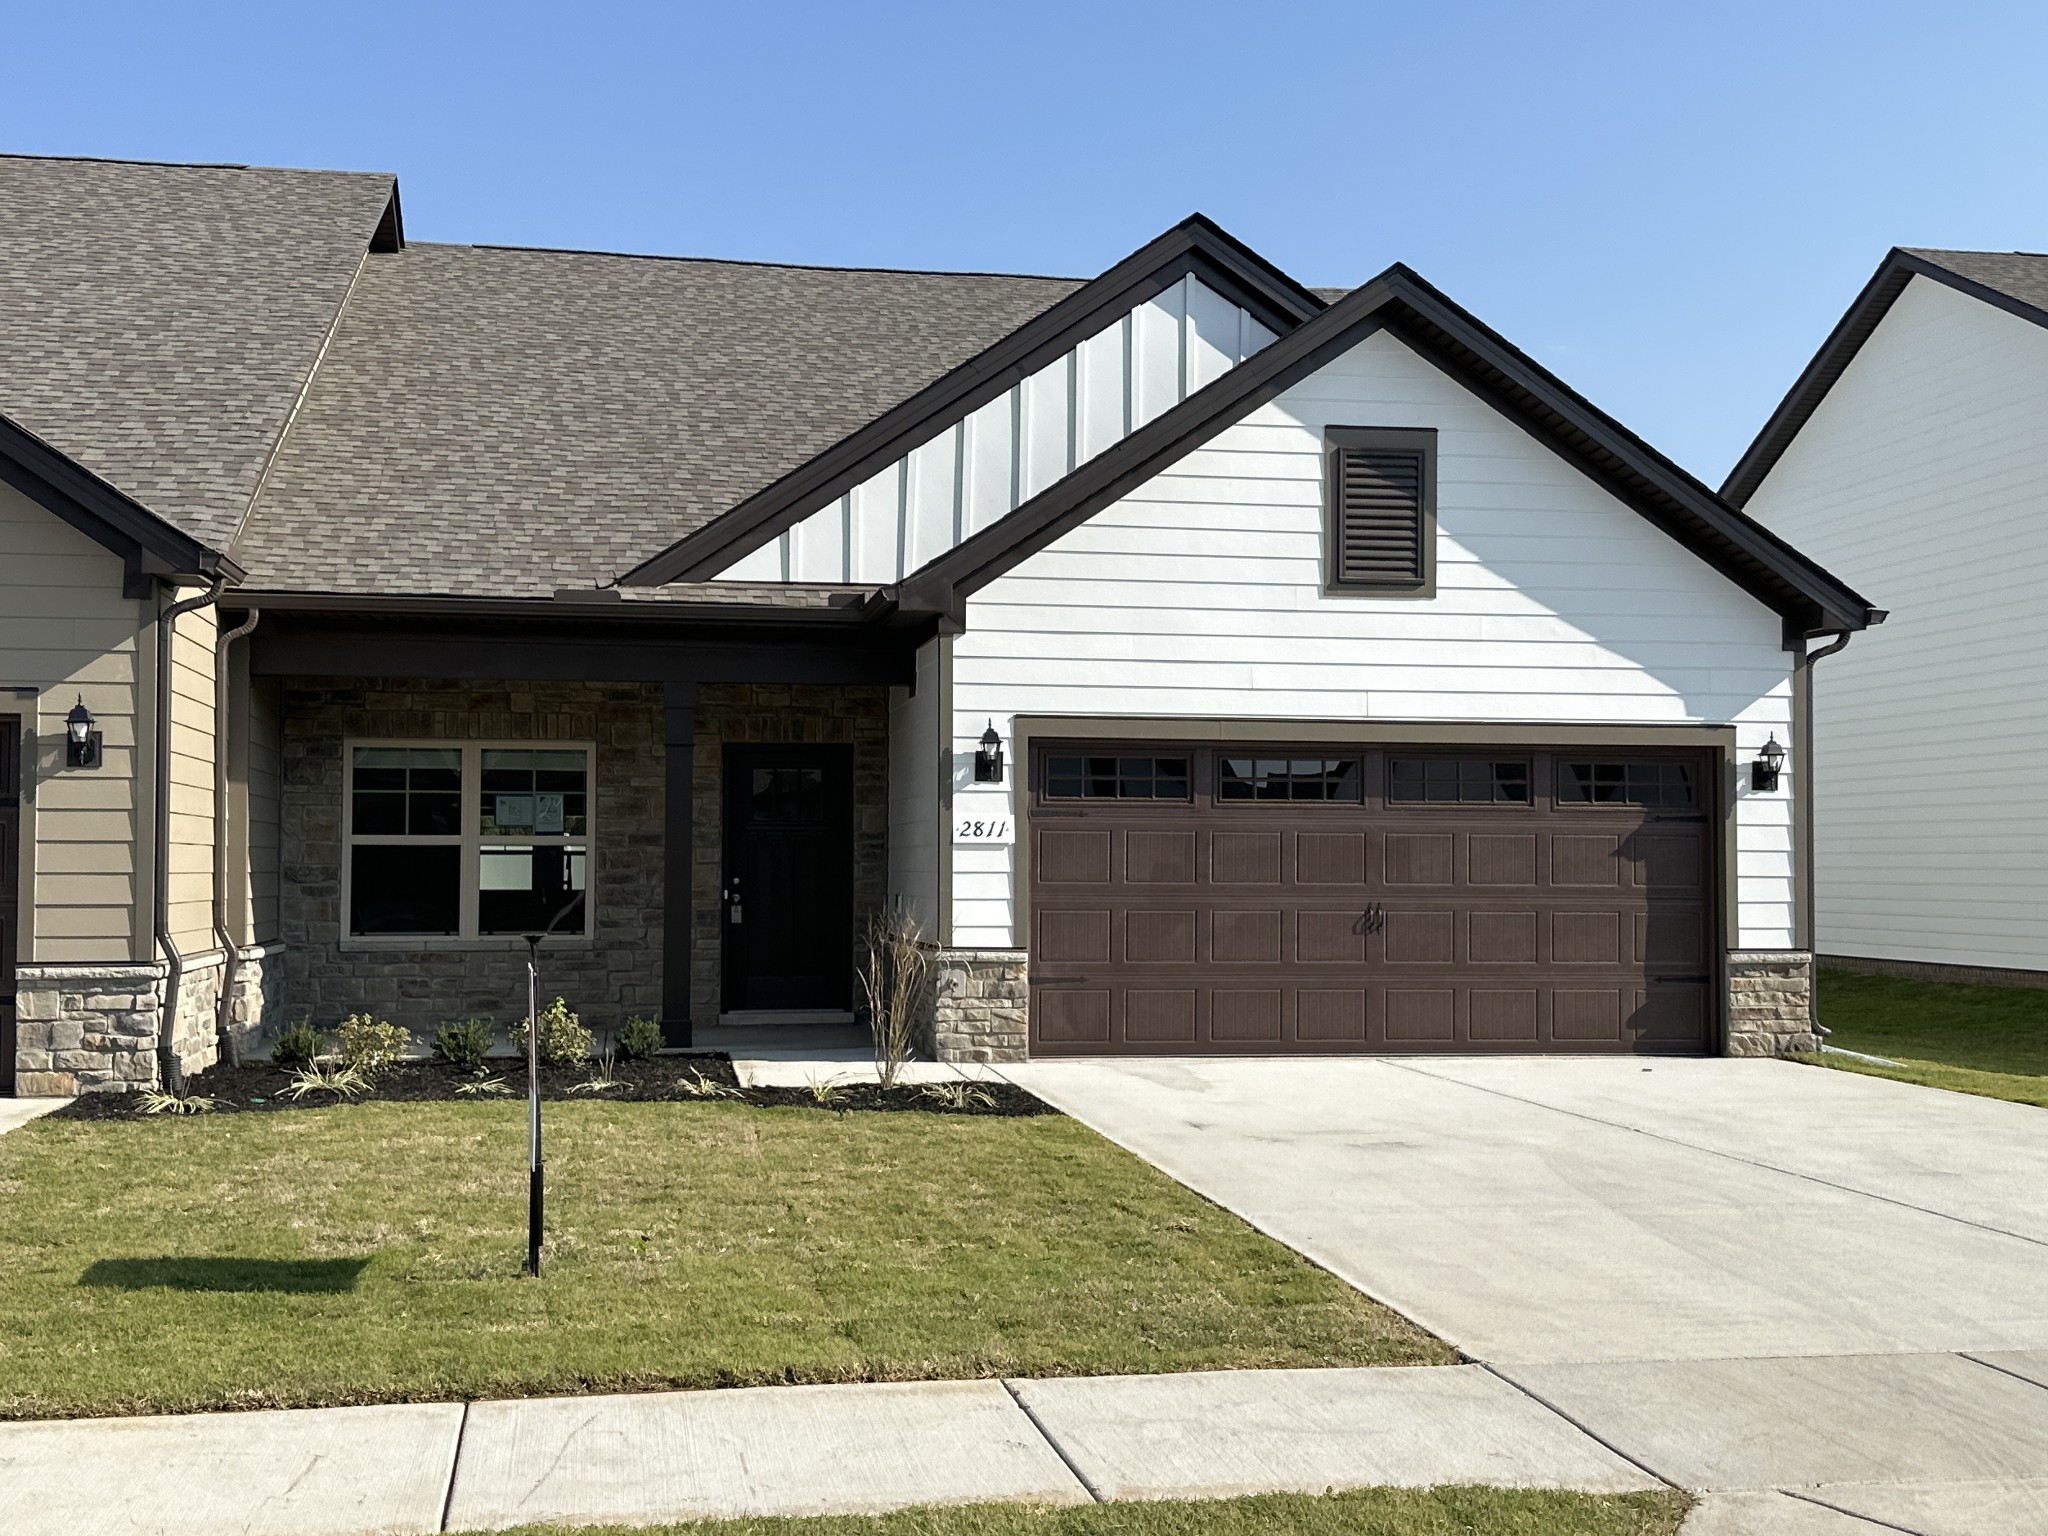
718 1009 857 1027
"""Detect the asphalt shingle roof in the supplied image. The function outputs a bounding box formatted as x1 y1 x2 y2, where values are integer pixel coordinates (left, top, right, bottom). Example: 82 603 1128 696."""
233 243 1082 596
0 155 395 549
1902 247 2048 315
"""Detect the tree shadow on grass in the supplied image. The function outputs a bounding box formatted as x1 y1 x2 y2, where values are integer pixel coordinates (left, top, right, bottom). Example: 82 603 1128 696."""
79 1257 369 1293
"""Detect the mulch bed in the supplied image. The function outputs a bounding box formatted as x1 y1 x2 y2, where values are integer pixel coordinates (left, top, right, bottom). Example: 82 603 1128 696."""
49 1054 1056 1121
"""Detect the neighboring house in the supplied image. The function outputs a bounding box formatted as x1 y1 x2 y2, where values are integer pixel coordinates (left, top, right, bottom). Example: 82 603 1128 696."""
1731 250 2048 983
0 154 1877 1096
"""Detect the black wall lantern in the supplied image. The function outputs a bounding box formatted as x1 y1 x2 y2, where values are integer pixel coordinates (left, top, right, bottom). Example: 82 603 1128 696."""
1751 734 1785 792
65 695 101 769
974 721 1005 784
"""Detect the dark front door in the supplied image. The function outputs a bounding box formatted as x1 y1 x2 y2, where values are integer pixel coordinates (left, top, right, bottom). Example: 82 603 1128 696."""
1 716 19 1095
721 744 854 1012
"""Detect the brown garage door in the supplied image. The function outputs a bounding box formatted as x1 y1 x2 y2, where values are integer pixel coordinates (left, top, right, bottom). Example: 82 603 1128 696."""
1027 743 1715 1056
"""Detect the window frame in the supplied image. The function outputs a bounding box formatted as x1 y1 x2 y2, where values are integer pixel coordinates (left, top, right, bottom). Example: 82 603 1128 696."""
1216 754 1365 805
1385 756 1536 809
1323 424 1438 599
341 738 597 948
1554 758 1699 812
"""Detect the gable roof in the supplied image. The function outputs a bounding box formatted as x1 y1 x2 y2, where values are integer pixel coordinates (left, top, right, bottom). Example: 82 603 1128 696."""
889 264 1879 636
618 215 1327 587
1722 247 2048 508
0 154 399 552
230 244 1085 596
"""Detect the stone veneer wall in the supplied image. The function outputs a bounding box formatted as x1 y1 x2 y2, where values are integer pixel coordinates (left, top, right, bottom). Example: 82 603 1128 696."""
9 944 282 1095
279 680 666 1038
1725 950 1818 1056
933 949 1028 1063
689 684 889 1022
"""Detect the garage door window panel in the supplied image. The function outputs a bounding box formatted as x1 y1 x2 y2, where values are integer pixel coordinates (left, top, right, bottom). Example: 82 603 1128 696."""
1044 755 1189 800
1220 758 1362 802
1558 760 1694 808
1389 759 1530 805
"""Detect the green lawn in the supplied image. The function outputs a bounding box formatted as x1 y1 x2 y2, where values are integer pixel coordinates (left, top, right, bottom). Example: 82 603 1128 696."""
1800 967 2048 1106
497 1489 1689 1536
0 1100 1446 1418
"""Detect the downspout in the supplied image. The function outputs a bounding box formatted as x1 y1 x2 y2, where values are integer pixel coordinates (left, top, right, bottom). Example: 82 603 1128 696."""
1798 628 1855 1039
211 608 261 1066
154 576 225 1092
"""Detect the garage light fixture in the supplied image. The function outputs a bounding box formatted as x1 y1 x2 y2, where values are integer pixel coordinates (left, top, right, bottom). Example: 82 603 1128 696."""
1751 735 1785 792
974 721 1005 784
65 696 101 769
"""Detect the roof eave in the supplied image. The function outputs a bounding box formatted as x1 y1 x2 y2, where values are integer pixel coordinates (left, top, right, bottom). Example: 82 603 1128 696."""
0 410 237 594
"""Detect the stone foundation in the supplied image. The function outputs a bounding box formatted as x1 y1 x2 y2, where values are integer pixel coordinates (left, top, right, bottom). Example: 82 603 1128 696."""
933 949 1028 1063
11 945 287 1095
222 942 286 1062
1726 950 1817 1056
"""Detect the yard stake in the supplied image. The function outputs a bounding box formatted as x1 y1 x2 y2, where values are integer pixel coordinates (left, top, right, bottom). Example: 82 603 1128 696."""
524 932 543 1277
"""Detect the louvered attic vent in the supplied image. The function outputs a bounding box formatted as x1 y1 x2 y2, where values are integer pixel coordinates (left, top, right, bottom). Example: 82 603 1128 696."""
1326 426 1435 593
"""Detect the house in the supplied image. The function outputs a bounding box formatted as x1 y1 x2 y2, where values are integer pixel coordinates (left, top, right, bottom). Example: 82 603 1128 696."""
0 154 1878 1095
1729 249 2048 984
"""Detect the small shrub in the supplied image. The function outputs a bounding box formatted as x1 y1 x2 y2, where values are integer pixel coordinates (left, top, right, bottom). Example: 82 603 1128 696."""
617 1015 663 1060
271 1018 324 1067
335 1013 411 1075
803 1075 847 1107
920 1080 996 1111
454 1072 511 1097
569 1048 624 1094
433 1017 495 1071
282 1063 368 1101
514 997 593 1067
675 1070 739 1100
138 1088 216 1115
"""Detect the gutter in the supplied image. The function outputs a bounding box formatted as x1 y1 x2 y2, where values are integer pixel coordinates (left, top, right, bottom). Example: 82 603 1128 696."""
211 607 261 1066
1797 625 1864 1039
153 576 225 1092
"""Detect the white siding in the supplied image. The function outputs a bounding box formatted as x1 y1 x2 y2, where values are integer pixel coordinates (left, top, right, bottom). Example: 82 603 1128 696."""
887 638 942 931
1744 275 2048 969
949 327 1795 948
0 481 149 962
722 276 1278 584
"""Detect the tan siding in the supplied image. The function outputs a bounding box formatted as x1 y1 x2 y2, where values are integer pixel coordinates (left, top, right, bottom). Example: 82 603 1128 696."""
167 603 218 952
0 481 148 963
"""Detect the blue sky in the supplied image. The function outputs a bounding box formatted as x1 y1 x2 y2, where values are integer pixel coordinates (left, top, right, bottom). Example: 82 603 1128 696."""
7 1 2046 482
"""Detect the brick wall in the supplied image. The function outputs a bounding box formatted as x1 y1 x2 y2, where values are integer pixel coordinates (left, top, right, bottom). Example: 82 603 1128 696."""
279 680 666 1039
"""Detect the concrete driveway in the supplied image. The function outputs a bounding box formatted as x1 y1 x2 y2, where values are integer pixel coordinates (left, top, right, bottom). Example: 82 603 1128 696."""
1003 1055 2048 1531
1003 1055 2048 1365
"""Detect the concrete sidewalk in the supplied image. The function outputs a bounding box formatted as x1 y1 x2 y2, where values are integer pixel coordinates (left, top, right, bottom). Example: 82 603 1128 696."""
0 1365 1658 1535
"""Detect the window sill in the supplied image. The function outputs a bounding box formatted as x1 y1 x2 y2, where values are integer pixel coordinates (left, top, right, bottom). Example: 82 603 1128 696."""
339 936 597 953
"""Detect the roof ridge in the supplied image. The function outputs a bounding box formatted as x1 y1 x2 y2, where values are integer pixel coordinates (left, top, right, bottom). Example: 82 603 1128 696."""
0 150 395 180
418 239 1085 283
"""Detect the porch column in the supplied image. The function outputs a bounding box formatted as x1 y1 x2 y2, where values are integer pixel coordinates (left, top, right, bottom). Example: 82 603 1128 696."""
662 681 696 1046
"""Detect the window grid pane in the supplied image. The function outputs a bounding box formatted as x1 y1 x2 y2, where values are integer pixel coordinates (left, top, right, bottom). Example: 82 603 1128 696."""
1388 759 1530 805
1558 761 1694 808
1044 754 1191 800
1219 758 1362 802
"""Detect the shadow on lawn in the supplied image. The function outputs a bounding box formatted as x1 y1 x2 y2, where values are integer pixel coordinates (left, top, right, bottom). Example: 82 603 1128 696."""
80 1257 370 1293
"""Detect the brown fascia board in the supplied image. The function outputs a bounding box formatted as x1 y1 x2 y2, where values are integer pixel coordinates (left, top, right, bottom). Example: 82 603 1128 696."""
371 182 405 252
0 410 240 595
897 265 1877 635
1723 248 2048 508
616 214 1327 588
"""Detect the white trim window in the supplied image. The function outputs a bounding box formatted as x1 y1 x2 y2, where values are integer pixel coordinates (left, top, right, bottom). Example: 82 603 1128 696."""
344 741 593 941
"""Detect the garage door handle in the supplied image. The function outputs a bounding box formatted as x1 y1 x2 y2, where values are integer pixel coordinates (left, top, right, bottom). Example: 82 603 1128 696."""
1356 903 1387 935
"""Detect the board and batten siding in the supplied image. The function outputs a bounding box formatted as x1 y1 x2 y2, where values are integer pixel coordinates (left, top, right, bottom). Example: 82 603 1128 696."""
1743 274 2048 970
243 672 283 945
948 327 1797 949
718 275 1278 585
0 480 148 962
886 638 942 931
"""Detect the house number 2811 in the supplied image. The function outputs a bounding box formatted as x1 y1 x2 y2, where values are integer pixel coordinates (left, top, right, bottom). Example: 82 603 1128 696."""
954 815 1012 844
